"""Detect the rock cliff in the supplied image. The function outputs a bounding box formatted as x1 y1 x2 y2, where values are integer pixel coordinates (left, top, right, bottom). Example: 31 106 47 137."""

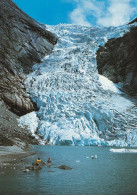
97 20 137 96
0 0 57 116
0 0 57 145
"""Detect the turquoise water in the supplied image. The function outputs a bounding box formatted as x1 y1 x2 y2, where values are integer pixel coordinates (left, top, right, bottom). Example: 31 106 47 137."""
0 146 137 195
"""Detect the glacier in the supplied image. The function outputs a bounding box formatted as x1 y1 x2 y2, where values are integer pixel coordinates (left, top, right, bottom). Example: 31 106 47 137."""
18 24 137 146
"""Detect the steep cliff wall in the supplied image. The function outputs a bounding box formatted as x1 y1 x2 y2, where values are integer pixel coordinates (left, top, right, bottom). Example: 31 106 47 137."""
97 21 137 96
0 0 57 145
0 0 57 116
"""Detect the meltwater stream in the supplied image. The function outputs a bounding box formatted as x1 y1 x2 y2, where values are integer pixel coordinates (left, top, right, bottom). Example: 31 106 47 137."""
19 24 137 146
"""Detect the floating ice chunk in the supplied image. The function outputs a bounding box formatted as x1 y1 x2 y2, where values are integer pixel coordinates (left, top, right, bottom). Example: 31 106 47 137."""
110 148 137 153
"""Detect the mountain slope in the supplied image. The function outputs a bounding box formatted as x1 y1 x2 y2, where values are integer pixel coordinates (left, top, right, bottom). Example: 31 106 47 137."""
97 20 137 96
0 0 57 116
0 0 57 145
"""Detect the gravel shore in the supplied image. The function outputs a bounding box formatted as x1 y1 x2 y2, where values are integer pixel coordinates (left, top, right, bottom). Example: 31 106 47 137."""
0 145 35 164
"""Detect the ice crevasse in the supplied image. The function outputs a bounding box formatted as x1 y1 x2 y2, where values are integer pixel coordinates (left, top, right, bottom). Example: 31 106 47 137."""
18 24 137 146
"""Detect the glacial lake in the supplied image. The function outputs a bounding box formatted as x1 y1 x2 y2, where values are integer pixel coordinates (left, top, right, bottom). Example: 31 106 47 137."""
0 146 137 195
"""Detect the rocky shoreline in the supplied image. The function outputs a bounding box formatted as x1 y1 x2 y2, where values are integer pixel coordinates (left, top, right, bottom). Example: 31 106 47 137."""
0 145 35 170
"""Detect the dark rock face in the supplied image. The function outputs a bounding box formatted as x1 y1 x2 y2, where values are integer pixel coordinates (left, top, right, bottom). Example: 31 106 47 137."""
97 22 137 96
0 101 38 146
58 165 72 170
129 18 137 24
0 0 57 116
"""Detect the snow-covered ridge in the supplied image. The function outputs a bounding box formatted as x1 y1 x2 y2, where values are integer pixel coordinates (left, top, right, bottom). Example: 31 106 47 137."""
18 24 137 146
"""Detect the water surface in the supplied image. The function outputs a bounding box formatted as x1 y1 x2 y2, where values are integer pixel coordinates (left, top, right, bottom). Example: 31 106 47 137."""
0 146 137 194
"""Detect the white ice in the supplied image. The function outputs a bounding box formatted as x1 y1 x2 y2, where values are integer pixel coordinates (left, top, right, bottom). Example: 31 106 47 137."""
99 75 122 94
18 112 38 135
110 148 137 153
18 23 137 146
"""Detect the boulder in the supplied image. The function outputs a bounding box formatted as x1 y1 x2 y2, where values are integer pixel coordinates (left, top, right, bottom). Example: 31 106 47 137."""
32 162 45 166
58 165 72 170
25 166 42 170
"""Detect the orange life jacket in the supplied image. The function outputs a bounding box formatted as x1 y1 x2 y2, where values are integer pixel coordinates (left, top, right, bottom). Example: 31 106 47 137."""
36 159 42 163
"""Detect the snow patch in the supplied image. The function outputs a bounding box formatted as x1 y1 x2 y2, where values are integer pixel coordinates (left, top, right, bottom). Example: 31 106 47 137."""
99 75 122 94
18 112 38 135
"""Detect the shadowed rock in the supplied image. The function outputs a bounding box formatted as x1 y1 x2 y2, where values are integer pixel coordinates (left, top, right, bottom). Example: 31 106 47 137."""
25 166 42 170
24 161 46 170
97 19 137 96
0 100 38 145
0 0 57 116
58 165 72 170
32 162 45 166
0 0 57 145
128 18 137 24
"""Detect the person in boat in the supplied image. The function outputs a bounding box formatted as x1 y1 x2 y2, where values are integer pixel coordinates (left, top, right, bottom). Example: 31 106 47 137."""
36 158 42 164
47 158 51 163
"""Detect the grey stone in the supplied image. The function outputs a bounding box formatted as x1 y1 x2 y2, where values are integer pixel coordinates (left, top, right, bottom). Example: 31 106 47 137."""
97 19 137 96
58 165 72 170
0 0 57 145
0 0 57 116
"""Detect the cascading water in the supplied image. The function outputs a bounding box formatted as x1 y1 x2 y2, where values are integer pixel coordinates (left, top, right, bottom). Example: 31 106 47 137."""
18 24 137 146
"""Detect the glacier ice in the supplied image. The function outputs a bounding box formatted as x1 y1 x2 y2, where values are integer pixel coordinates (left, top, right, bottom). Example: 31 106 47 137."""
18 24 137 146
98 75 122 94
18 112 38 135
110 148 137 153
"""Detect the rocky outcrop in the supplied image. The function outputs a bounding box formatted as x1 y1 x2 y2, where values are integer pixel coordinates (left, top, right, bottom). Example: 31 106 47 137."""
0 0 57 116
129 18 137 24
58 165 72 170
97 20 137 96
0 101 38 146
